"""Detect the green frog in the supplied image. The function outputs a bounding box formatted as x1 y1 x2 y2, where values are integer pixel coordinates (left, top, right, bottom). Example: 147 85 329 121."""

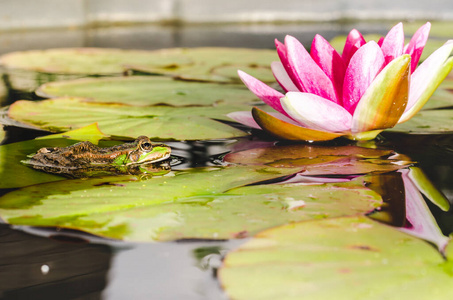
23 136 172 178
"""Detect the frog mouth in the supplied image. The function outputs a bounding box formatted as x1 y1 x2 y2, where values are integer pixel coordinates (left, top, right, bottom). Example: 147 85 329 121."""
126 151 171 166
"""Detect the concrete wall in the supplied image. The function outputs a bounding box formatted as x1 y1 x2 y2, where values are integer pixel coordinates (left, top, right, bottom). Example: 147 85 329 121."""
0 0 452 30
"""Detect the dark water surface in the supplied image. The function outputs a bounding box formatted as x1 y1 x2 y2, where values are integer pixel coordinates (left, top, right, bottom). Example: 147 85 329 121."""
0 22 452 299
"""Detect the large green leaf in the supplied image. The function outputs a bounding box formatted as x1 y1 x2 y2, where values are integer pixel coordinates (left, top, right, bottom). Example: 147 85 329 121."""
0 47 192 75
389 109 453 134
129 47 277 83
8 97 249 140
36 76 260 107
220 216 453 300
0 166 381 241
423 88 453 110
0 47 276 83
223 143 411 175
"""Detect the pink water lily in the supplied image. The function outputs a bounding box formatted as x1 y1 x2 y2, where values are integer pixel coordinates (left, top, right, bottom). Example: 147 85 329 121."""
229 22 453 141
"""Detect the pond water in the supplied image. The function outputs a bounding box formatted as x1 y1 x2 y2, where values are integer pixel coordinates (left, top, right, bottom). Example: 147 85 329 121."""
0 22 452 299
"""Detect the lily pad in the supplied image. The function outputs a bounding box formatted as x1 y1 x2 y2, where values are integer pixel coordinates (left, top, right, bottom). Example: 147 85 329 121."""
219 216 453 300
8 97 249 140
36 76 260 107
0 47 192 75
423 89 453 110
129 47 277 83
0 47 276 83
388 109 453 134
0 166 381 241
224 143 411 175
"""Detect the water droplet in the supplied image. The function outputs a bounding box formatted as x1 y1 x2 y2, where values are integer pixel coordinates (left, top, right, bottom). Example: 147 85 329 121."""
41 264 50 275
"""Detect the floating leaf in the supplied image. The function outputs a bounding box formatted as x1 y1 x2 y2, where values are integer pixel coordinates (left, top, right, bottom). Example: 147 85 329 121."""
0 48 192 75
129 47 277 83
0 166 381 241
36 76 261 107
219 216 453 300
0 47 276 83
388 109 453 134
8 97 249 140
422 88 453 110
224 143 410 175
37 122 109 144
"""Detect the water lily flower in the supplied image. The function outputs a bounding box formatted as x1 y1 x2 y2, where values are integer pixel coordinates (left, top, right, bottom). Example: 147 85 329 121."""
229 22 453 141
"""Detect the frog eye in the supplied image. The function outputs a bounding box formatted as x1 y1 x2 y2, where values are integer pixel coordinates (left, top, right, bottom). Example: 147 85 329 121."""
140 142 153 151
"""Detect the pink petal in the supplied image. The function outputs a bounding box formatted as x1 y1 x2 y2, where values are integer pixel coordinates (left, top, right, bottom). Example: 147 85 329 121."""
404 22 431 73
342 41 385 114
227 111 261 129
342 29 366 65
275 39 304 91
310 34 347 100
281 92 352 132
380 22 405 64
285 35 339 104
271 61 299 92
237 70 287 115
400 40 453 122
377 36 384 47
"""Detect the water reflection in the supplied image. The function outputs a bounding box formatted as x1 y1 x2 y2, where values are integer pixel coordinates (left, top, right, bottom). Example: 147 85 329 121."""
224 141 451 253
0 225 112 299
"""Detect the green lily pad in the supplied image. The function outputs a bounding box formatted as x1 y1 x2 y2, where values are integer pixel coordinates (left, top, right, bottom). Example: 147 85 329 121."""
439 76 453 91
388 109 453 134
0 124 112 189
129 47 277 83
0 166 381 241
8 97 249 140
36 76 260 107
219 216 453 300
423 89 453 110
224 144 411 175
0 47 192 75
0 47 276 83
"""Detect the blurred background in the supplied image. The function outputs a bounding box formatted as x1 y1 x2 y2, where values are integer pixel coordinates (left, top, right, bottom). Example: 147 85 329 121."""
0 0 452 54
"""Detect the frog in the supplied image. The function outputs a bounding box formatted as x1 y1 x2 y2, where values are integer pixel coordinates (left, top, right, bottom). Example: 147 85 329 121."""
22 136 172 178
